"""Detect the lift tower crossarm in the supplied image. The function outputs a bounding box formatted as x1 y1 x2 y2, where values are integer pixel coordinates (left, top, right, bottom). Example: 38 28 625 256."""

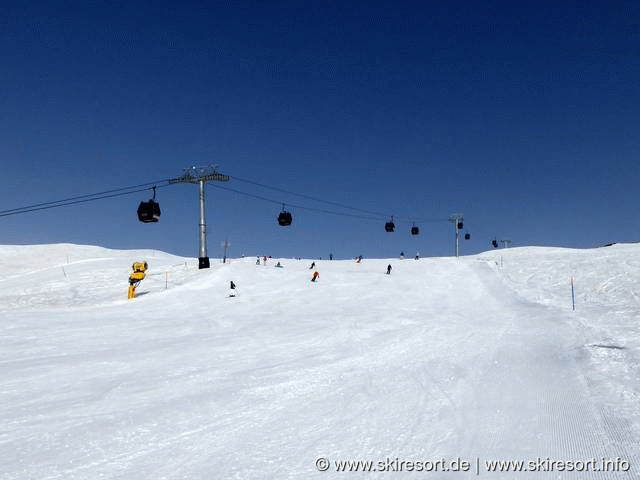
168 172 230 184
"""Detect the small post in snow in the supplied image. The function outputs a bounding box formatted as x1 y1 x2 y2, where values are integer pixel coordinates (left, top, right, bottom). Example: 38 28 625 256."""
570 277 576 311
221 239 230 264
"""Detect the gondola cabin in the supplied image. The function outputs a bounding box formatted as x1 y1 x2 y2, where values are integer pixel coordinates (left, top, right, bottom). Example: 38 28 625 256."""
457 221 464 230
465 233 470 240
137 199 161 223
411 226 420 235
278 210 293 226
385 221 395 232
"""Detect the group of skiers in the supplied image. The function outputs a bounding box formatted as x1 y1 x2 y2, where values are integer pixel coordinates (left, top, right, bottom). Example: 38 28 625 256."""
229 256 402 297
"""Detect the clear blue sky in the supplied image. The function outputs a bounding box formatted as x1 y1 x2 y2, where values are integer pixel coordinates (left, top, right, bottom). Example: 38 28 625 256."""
1 1 638 259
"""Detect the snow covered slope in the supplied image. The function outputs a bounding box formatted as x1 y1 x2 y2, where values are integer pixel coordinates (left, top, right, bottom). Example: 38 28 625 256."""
0 244 638 479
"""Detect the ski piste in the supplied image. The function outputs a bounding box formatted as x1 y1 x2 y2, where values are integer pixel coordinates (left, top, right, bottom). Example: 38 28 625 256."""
0 243 638 478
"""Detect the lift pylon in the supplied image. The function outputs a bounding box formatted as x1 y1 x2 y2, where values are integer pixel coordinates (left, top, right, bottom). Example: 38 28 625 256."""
168 165 230 269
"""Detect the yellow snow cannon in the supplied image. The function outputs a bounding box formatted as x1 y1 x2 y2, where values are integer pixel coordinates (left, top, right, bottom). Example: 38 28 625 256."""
128 261 148 299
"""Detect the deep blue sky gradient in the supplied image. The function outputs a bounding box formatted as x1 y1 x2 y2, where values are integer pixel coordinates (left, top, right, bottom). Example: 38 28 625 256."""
1 1 639 259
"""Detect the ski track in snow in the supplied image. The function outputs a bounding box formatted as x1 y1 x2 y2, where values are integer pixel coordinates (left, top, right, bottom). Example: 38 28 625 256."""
0 243 639 479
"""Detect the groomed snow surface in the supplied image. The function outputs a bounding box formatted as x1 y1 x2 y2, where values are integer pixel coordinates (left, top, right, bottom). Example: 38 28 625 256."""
1 243 639 479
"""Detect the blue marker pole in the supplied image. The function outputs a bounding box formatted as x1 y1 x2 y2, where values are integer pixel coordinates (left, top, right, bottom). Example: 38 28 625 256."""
571 277 576 311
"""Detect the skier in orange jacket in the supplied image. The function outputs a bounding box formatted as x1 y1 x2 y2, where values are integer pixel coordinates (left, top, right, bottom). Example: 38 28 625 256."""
311 271 319 282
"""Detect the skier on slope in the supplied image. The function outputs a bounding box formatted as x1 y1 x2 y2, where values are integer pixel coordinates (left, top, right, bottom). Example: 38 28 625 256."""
229 281 236 297
386 264 392 275
311 271 319 282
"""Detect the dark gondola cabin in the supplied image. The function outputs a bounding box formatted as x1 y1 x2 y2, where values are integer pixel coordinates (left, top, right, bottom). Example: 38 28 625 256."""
465 233 471 240
278 210 293 226
411 226 419 235
385 221 395 232
137 199 161 223
457 221 464 230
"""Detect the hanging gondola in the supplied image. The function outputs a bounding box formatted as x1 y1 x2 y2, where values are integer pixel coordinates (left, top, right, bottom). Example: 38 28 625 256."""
278 205 292 226
137 187 161 223
492 238 499 248
411 225 420 235
385 217 395 232
465 233 471 240
457 221 464 230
